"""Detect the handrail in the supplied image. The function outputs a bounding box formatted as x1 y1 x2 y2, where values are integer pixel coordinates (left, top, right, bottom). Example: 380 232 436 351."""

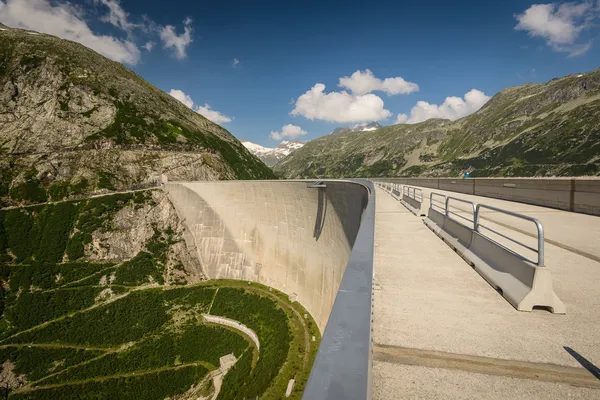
402 185 423 202
445 196 476 224
414 188 423 202
475 204 544 267
429 192 447 213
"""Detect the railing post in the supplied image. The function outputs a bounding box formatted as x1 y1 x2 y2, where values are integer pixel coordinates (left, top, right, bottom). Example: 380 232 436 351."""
536 220 545 267
474 204 479 232
445 196 449 217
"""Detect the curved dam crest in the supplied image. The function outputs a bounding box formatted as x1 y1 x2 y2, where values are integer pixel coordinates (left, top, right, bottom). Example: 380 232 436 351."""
164 181 369 331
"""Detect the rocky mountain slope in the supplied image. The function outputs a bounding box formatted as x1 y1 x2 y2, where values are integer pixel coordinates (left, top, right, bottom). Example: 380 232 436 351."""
329 121 382 135
242 140 305 166
275 69 600 178
0 25 274 206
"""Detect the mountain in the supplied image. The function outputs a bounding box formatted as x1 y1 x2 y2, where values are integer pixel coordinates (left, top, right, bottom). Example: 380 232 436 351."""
329 121 382 135
274 69 600 178
243 140 305 166
0 25 274 206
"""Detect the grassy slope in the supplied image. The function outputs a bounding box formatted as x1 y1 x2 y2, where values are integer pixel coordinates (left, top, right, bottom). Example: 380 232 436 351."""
275 69 600 178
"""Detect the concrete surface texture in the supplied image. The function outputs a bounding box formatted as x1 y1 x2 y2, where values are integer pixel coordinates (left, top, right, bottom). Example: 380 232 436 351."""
164 181 368 331
372 187 600 399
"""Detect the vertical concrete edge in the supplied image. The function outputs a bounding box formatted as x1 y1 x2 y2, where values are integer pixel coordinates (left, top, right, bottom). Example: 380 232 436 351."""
302 179 375 400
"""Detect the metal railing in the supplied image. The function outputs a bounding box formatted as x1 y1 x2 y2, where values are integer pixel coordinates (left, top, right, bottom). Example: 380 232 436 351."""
445 196 476 229
429 192 446 214
403 186 423 202
475 204 544 266
426 191 545 267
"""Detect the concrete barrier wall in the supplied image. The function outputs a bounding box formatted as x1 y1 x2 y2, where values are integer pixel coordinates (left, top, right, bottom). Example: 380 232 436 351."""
439 178 474 194
573 180 600 215
473 179 571 210
164 180 369 332
375 177 600 216
423 206 566 314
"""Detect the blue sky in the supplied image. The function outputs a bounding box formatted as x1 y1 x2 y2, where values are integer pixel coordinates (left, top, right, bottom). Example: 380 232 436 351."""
1 0 600 146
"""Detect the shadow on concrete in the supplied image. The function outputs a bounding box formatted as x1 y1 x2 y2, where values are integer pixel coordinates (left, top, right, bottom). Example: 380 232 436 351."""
325 182 369 248
313 188 328 240
564 346 600 380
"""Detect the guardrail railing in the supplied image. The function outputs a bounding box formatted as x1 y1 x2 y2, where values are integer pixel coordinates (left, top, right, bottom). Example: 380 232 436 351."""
427 191 545 267
402 186 423 202
475 204 544 266
429 192 446 214
445 196 476 230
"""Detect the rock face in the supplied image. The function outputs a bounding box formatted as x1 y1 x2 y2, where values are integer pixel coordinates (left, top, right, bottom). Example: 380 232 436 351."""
0 26 274 206
329 121 382 135
242 140 305 166
86 190 205 284
275 70 600 178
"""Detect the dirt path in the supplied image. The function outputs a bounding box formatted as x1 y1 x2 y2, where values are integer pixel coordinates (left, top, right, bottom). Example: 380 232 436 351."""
15 361 213 393
0 187 157 211
0 343 115 352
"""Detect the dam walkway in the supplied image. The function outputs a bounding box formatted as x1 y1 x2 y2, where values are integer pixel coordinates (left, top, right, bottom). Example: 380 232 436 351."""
372 186 600 399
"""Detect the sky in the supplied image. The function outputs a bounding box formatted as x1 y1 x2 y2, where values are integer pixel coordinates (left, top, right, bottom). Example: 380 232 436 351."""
1 0 600 147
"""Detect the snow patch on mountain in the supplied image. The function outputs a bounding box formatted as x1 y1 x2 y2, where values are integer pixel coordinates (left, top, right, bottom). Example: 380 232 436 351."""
329 121 382 135
243 140 306 166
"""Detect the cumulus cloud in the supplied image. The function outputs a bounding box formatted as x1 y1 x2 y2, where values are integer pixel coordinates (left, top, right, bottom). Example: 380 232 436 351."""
291 83 392 123
515 2 598 56
396 89 491 124
232 58 239 67
169 89 195 109
0 0 141 64
160 17 193 59
169 89 232 124
196 104 232 124
269 124 308 141
338 69 419 96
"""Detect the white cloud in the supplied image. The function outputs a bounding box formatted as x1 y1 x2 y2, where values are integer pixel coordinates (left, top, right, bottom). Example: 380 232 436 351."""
143 41 154 51
338 69 419 95
291 83 392 123
0 0 141 64
160 17 193 59
270 124 308 141
515 2 598 56
169 89 195 109
196 104 232 124
169 89 232 124
97 0 137 32
396 89 491 124
232 58 239 67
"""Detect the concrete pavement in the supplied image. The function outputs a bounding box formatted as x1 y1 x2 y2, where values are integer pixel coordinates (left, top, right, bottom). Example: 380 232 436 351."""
372 187 600 399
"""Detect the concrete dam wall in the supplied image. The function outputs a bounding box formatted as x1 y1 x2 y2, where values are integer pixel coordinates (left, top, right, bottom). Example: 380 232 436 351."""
164 180 370 331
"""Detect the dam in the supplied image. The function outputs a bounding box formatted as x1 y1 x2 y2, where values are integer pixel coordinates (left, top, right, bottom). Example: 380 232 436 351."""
163 178 600 400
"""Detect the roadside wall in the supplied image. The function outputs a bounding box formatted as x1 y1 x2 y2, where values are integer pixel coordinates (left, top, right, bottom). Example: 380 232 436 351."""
164 181 369 331
375 177 600 215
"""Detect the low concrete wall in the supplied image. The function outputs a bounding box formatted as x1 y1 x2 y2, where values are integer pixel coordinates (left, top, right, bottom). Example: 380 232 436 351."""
573 179 600 215
439 178 475 194
375 177 600 216
164 180 368 332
